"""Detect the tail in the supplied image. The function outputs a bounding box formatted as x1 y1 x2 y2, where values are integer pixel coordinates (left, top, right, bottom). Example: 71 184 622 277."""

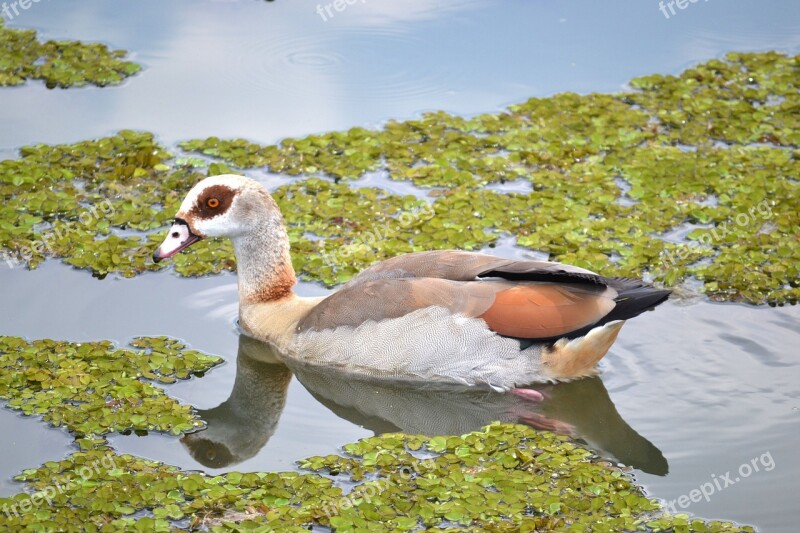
541 321 625 380
551 278 670 341
603 278 672 324
540 280 671 381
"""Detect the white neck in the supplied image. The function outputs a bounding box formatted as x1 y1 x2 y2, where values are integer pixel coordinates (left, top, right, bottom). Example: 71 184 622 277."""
232 214 327 349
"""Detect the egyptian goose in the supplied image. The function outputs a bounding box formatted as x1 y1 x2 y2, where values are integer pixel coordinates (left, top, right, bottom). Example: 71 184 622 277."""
153 175 670 390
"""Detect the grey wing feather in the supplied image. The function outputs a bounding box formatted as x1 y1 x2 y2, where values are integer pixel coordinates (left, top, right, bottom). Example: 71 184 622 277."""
298 251 610 333
343 250 605 286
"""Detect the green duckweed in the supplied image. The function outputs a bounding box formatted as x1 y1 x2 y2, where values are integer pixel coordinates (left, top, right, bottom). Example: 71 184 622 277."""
0 423 753 532
0 19 141 88
180 52 800 304
0 336 222 436
1 52 798 304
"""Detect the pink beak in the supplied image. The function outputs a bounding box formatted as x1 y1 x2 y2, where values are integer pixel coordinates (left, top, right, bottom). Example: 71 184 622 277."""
153 220 202 263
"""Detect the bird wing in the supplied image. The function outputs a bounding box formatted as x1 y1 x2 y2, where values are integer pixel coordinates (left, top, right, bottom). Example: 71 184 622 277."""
298 274 617 340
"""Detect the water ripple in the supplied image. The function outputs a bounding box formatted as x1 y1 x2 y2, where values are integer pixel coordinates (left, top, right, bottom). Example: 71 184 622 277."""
236 27 455 102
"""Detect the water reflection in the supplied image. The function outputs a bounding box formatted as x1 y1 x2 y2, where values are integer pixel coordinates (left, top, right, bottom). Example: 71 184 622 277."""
181 336 292 468
183 334 668 476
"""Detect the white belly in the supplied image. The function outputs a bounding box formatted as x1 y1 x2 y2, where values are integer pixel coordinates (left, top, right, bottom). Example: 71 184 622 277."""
290 306 547 390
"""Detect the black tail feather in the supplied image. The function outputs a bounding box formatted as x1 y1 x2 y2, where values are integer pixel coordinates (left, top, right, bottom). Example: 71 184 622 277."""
549 278 671 341
513 278 671 347
602 278 672 324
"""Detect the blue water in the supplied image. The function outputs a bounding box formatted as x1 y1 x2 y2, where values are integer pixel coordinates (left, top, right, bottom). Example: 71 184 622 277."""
2 0 799 148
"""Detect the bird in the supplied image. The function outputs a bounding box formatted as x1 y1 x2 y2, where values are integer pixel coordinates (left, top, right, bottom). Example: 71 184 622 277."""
153 174 670 391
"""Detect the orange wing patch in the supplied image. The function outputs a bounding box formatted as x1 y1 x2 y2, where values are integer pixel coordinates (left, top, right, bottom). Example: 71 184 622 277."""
478 285 615 339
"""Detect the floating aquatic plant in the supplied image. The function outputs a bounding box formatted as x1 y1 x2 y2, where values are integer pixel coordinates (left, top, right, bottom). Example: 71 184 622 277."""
0 19 141 88
0 424 752 532
1 53 798 304
179 52 800 304
0 130 223 278
276 178 434 285
627 51 799 147
0 336 222 436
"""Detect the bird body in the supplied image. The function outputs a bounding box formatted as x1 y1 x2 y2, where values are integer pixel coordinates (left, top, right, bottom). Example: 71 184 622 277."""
154 175 670 390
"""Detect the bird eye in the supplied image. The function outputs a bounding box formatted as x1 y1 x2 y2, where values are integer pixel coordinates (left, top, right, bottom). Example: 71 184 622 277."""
207 198 220 208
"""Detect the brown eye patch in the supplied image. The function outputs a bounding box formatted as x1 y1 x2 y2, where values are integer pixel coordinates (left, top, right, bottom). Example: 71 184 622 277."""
192 184 236 219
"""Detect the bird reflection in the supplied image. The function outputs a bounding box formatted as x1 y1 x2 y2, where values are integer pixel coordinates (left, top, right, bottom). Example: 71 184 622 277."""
182 334 667 475
181 335 292 468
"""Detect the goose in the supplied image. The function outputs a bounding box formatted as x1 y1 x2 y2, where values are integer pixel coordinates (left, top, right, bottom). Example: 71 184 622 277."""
153 174 670 391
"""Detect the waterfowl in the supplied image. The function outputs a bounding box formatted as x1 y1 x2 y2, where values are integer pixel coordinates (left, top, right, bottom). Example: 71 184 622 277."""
154 174 670 390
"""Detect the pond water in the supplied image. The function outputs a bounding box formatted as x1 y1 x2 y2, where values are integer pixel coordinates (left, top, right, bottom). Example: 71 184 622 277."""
1 0 799 531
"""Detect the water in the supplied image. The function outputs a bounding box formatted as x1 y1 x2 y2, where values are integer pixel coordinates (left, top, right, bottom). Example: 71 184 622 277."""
2 0 799 148
2 0 799 530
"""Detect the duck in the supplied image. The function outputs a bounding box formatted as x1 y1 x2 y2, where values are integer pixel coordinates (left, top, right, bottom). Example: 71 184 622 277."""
153 174 670 391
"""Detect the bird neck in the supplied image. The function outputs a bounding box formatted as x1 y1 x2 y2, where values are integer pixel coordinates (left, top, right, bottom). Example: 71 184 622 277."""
223 353 292 424
231 215 297 305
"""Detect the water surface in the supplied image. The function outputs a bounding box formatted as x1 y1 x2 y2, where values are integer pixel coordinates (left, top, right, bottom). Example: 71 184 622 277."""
2 0 799 148
2 256 798 530
1 1 799 530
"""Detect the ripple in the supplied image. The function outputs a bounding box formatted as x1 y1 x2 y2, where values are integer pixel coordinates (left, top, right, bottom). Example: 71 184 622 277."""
236 26 456 102
285 51 342 68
